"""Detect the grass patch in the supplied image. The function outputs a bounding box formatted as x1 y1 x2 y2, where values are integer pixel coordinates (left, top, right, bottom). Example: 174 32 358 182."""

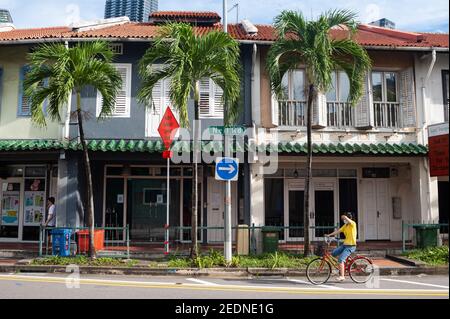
32 256 138 267
403 246 449 265
167 250 316 269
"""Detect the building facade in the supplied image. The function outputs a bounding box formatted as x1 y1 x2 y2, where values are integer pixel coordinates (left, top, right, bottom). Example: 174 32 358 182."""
105 0 158 22
0 12 448 248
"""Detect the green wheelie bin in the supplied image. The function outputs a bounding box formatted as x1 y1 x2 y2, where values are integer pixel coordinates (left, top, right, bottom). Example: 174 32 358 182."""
413 224 440 249
262 226 281 253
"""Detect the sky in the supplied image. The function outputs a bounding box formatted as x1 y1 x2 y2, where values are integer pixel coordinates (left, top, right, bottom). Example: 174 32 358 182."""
0 0 448 33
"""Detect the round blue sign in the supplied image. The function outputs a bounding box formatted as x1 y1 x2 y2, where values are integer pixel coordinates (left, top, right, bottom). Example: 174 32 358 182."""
216 158 239 181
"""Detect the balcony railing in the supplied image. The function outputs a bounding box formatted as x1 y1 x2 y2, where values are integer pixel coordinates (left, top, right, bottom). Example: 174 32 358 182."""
279 100 306 127
327 102 355 128
278 100 401 129
373 102 400 129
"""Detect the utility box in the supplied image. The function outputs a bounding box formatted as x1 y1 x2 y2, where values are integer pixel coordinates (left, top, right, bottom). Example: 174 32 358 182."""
236 225 249 255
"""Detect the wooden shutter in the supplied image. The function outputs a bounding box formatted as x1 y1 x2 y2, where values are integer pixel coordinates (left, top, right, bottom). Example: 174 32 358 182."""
18 65 31 116
312 92 327 129
355 73 374 130
399 67 416 128
97 64 131 118
147 78 163 137
271 93 279 127
199 77 211 117
212 81 224 117
113 65 131 117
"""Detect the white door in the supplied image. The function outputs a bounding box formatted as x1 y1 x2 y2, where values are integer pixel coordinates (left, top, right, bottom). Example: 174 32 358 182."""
207 178 225 243
363 180 390 240
207 178 237 243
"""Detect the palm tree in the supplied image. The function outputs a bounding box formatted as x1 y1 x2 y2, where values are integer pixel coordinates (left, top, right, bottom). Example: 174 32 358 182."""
24 41 123 258
138 23 241 258
267 10 371 256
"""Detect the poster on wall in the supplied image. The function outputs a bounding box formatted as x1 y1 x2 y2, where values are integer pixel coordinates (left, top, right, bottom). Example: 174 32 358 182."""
1 193 20 226
23 179 46 226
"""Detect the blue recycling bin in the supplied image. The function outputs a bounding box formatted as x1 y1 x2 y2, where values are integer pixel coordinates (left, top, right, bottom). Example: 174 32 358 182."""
51 228 72 257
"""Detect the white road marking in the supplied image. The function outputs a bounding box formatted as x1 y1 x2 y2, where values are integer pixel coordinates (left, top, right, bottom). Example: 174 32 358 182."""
380 278 449 289
186 278 219 286
287 278 345 290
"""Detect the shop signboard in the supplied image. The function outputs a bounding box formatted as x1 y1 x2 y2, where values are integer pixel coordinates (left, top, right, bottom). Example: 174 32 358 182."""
428 123 449 177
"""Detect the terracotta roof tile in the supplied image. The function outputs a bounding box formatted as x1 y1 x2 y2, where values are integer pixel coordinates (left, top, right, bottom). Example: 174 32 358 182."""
149 11 221 19
0 26 70 41
0 21 448 49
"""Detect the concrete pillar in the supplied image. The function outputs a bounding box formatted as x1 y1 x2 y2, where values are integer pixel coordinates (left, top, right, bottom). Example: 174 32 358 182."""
56 153 68 227
410 158 438 223
250 163 265 254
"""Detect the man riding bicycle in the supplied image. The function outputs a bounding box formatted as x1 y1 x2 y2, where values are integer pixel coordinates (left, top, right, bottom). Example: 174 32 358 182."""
325 212 357 282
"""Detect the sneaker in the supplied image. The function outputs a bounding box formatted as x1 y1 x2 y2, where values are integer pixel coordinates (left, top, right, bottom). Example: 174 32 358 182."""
336 276 346 282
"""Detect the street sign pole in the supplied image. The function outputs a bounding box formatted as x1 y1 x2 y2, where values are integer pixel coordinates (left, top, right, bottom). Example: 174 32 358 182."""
215 157 238 264
224 179 232 263
166 156 170 255
158 107 180 256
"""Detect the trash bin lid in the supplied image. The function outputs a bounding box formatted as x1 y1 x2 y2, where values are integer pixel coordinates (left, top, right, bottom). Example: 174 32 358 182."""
51 228 72 235
413 224 440 230
262 226 282 232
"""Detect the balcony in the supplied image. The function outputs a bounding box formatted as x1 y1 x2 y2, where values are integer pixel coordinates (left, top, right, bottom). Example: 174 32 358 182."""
327 102 355 128
373 102 400 129
279 100 306 127
278 100 401 129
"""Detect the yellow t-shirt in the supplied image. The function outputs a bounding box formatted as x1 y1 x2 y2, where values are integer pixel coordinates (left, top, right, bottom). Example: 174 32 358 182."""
339 220 357 246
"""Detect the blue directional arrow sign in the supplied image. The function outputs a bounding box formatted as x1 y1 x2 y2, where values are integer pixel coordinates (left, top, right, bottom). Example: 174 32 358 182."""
215 157 239 181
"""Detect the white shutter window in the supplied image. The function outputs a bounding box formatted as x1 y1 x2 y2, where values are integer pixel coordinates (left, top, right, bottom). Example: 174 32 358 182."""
199 77 211 118
213 82 224 117
147 78 163 137
399 67 416 128
199 78 224 118
312 92 327 129
355 73 374 130
96 63 132 118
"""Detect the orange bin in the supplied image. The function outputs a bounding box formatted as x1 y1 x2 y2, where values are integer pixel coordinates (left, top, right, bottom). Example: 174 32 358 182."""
77 230 105 253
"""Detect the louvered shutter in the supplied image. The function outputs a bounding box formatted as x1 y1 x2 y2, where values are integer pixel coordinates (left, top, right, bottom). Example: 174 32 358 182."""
18 65 31 116
113 65 130 117
312 92 327 128
147 78 163 137
399 67 416 128
355 73 374 130
163 77 180 137
271 93 279 127
199 77 211 117
96 64 131 118
212 81 224 117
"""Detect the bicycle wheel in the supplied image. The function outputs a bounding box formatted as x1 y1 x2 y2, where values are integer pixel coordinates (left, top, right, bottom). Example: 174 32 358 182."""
349 256 374 284
306 258 332 285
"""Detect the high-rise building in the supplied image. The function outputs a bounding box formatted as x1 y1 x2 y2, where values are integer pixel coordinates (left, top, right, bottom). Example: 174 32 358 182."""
105 0 158 22
0 9 13 23
370 18 396 30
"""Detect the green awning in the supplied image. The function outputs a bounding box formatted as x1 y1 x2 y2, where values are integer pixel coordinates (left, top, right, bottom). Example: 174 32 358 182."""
0 139 428 156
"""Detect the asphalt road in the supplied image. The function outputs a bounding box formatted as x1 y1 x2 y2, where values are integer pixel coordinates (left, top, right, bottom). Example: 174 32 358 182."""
0 273 448 299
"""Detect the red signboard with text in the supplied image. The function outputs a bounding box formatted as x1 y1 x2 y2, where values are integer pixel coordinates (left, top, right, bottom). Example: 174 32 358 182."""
428 123 449 177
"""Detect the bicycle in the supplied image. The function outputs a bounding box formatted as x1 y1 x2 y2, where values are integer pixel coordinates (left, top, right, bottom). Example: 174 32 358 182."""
306 237 375 285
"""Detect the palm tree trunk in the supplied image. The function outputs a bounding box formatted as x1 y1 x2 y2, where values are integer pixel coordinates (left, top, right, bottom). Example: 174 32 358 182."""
303 84 315 257
190 87 200 259
76 91 97 259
